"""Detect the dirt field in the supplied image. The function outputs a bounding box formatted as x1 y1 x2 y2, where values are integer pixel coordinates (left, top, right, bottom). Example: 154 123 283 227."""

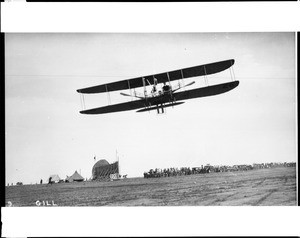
5 167 297 206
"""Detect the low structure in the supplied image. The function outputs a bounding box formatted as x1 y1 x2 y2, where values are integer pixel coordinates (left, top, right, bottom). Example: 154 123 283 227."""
48 174 61 183
92 159 119 180
66 171 84 182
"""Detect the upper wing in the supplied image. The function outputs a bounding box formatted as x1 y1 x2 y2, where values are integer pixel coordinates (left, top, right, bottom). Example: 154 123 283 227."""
173 81 239 101
77 59 235 94
79 99 146 114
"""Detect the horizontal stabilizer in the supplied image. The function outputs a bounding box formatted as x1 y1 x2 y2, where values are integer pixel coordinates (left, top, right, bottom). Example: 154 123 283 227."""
136 102 185 112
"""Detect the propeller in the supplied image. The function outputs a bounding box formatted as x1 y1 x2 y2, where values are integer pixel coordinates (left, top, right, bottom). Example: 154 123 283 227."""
120 92 145 99
172 81 195 93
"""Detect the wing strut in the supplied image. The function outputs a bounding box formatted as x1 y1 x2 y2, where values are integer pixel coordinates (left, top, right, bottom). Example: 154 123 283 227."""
127 80 133 101
180 69 186 91
204 66 209 86
142 77 147 99
79 93 86 110
229 62 236 82
105 85 111 105
83 94 86 109
166 72 173 99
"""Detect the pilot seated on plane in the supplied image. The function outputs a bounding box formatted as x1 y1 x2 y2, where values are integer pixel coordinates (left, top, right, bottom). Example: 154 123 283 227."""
162 83 171 94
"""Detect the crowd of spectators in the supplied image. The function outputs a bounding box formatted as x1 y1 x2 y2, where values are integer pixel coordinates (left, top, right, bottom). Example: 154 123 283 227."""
143 162 296 179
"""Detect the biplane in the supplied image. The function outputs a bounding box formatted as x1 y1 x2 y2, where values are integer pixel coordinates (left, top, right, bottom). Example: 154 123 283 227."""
77 59 239 114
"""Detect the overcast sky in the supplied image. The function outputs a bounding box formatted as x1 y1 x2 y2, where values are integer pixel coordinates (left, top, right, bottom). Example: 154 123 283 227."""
5 32 296 184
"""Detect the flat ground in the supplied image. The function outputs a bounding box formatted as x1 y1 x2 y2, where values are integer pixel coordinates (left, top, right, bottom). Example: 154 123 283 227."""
5 167 297 206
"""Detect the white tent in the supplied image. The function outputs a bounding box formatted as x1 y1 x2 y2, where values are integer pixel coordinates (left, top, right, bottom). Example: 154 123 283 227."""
48 174 61 183
66 171 84 182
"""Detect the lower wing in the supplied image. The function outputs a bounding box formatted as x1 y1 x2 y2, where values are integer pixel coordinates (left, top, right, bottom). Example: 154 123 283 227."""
79 81 239 114
173 81 239 101
80 100 146 114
